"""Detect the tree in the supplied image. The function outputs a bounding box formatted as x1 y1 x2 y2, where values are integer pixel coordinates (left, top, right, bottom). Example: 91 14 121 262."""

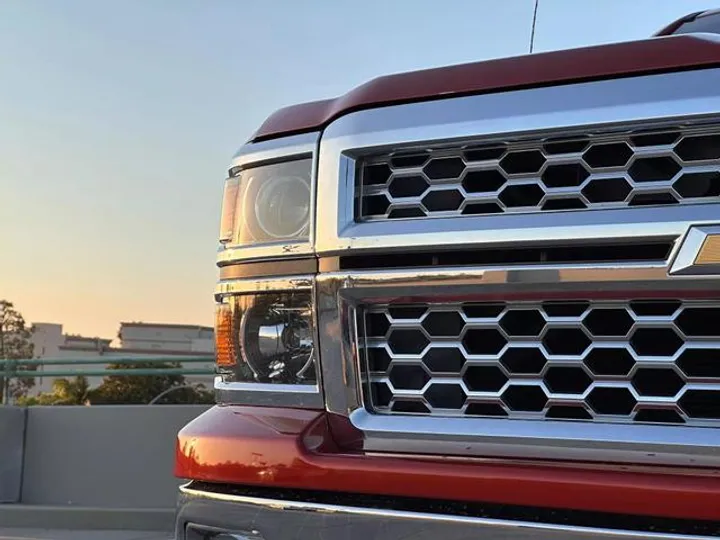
89 361 214 405
17 361 215 406
16 376 91 406
0 300 35 404
52 375 91 404
89 361 183 404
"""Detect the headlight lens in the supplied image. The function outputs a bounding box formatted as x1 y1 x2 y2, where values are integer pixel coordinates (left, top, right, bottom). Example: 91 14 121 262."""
255 174 311 239
215 292 316 385
219 158 312 247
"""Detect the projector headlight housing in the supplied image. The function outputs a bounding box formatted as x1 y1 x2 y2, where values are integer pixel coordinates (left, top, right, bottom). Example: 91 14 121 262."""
219 158 313 249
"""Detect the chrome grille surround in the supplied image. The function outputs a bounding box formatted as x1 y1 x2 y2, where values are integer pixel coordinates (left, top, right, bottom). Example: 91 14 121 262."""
360 299 720 427
318 268 720 467
357 124 720 220
311 66 720 466
315 67 720 257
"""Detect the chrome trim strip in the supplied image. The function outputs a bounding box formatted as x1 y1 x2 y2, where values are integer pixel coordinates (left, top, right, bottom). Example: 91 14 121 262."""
316 68 720 255
231 132 317 170
216 244 314 265
215 275 314 298
320 263 720 299
186 524 262 540
671 226 720 275
316 264 720 466
325 263 673 289
351 409 720 467
214 377 323 408
179 484 718 540
214 275 322 405
330 207 717 255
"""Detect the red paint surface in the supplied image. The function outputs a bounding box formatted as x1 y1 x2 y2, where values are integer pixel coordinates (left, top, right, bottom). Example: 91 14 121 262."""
251 35 720 142
176 405 720 521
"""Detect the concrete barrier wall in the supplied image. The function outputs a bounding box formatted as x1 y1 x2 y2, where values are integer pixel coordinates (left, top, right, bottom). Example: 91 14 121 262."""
20 405 210 508
0 407 26 503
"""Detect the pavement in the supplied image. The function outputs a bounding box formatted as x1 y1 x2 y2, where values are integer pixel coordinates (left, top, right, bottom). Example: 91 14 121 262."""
0 506 175 535
0 530 172 540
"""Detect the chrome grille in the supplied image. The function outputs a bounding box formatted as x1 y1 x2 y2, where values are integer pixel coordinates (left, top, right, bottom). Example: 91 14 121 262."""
360 299 720 426
357 124 720 220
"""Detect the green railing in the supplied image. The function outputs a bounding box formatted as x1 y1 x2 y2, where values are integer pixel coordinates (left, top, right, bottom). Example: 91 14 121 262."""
0 356 217 405
0 356 216 378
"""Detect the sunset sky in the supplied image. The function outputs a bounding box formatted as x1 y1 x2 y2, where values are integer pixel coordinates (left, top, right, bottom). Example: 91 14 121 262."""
0 0 712 340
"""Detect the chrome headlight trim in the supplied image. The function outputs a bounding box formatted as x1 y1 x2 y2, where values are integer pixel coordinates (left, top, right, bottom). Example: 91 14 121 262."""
214 275 324 409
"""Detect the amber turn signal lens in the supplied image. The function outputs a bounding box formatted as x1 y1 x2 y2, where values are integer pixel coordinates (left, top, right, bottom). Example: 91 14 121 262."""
696 235 720 265
215 303 236 367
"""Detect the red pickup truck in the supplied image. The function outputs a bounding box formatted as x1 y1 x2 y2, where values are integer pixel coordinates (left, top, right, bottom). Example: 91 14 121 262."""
175 10 720 540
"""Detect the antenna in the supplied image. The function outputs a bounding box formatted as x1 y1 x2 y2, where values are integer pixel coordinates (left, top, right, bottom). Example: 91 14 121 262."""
529 0 540 53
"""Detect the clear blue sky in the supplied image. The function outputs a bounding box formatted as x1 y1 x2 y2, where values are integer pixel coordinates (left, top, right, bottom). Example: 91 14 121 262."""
0 0 713 339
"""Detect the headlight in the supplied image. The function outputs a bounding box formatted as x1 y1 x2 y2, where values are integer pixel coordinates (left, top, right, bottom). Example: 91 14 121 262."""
219 158 312 247
215 291 316 385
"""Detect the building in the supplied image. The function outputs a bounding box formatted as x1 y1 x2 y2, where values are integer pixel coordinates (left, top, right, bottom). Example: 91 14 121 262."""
30 323 111 360
116 322 215 388
26 322 215 398
118 322 214 353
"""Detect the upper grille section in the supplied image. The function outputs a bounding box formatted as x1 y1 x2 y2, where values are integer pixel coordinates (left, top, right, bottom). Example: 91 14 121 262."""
360 299 720 427
357 123 720 220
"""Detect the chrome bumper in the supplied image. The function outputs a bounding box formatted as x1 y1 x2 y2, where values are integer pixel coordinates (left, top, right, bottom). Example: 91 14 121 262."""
175 484 718 540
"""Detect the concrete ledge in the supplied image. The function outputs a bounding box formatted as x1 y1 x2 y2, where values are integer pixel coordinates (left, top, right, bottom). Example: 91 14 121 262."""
0 528 171 540
0 505 174 531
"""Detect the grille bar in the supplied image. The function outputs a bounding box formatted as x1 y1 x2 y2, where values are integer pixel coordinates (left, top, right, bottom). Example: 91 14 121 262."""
360 299 720 427
337 241 673 270
356 123 720 220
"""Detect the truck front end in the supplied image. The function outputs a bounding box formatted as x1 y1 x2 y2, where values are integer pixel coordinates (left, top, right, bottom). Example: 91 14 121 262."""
175 28 720 540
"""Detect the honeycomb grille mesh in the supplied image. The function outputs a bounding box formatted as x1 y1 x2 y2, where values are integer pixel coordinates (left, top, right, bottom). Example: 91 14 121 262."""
360 299 720 426
356 124 720 220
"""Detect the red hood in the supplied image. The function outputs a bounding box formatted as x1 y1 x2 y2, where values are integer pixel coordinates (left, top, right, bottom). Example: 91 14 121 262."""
251 34 720 142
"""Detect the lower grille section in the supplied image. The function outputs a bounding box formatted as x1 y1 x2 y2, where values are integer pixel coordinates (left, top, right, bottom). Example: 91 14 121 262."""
360 299 720 426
